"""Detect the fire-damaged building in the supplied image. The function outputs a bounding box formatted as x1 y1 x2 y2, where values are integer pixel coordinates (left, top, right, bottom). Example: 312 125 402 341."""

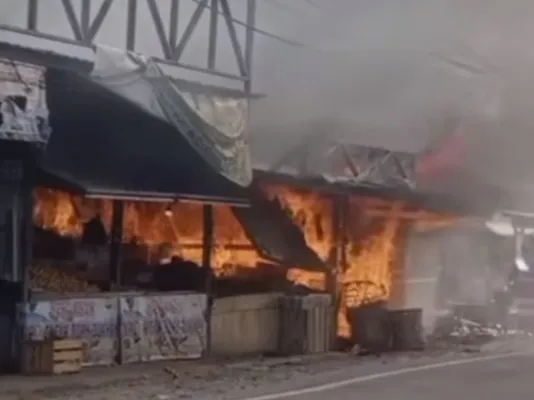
2 55 530 372
0 46 262 370
2 1 534 374
250 125 463 345
0 46 465 370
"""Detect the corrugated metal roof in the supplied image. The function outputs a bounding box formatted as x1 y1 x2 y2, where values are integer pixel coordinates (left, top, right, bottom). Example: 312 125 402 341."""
0 25 94 65
0 26 261 98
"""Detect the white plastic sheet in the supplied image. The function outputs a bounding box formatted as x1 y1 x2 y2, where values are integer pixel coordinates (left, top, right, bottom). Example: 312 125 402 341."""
90 45 252 187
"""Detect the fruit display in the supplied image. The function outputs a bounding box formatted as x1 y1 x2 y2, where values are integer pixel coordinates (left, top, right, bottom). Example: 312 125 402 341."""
30 262 100 293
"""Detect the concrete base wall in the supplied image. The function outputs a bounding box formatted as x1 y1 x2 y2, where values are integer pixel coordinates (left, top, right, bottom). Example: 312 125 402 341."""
211 293 282 356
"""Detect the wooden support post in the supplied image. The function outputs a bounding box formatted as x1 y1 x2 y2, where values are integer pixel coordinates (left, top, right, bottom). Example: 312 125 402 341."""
329 194 349 347
18 181 34 373
327 195 340 296
108 200 124 364
108 200 124 289
202 204 214 356
20 184 33 304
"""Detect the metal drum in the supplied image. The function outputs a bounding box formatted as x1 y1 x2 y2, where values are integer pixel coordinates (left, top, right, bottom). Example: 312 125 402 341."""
349 301 390 355
388 308 425 351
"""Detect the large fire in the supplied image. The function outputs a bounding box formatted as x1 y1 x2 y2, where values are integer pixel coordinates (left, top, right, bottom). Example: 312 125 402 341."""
337 201 404 338
34 187 267 277
33 184 457 338
261 184 456 338
261 183 333 291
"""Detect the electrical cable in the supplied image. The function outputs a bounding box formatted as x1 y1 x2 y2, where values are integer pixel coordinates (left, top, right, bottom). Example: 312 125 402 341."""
263 0 309 15
302 0 321 8
300 0 330 13
189 0 310 49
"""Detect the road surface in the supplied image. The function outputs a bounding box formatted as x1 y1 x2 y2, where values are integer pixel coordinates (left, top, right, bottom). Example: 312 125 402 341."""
243 352 534 400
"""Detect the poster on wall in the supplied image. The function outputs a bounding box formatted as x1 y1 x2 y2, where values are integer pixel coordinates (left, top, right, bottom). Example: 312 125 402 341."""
120 293 207 363
0 59 51 143
20 296 118 366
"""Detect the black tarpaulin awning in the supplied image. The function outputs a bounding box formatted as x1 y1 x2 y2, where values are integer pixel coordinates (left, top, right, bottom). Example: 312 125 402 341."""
41 67 248 205
232 188 327 271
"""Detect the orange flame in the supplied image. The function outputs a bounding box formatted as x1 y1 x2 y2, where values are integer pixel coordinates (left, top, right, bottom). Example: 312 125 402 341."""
336 201 405 338
261 183 334 290
33 186 455 340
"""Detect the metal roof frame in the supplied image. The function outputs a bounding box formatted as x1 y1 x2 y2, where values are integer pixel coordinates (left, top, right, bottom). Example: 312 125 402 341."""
0 0 261 98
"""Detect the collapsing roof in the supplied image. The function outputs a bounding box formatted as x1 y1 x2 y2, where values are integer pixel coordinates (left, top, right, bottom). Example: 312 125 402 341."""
252 131 419 199
251 130 514 215
233 187 326 271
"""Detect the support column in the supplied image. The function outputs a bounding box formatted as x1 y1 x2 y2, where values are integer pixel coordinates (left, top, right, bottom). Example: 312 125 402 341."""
17 179 34 374
108 200 125 288
20 184 34 304
202 204 214 356
329 193 349 347
244 0 257 94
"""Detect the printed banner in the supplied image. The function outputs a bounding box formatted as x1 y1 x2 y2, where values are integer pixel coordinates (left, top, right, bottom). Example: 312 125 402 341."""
120 293 207 363
0 59 51 143
20 296 118 366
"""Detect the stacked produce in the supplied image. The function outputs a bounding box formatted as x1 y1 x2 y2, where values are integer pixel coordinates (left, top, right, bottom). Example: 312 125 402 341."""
30 263 100 293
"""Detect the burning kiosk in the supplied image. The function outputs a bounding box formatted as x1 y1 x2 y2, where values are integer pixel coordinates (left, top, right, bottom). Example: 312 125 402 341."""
0 58 48 372
18 54 256 368
250 132 461 347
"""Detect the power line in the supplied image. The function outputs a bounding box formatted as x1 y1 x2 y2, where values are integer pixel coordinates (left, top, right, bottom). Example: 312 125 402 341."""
302 0 320 7
262 0 298 14
300 0 339 16
301 0 326 11
262 0 326 18
189 0 310 49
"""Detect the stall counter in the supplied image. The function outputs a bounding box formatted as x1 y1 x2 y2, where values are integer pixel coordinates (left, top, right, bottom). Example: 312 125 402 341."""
19 291 207 366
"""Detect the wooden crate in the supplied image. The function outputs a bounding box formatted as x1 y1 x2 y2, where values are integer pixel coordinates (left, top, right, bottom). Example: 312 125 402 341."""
24 339 84 375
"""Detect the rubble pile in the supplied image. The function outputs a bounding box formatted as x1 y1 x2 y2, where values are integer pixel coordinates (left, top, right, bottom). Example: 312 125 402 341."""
428 305 534 352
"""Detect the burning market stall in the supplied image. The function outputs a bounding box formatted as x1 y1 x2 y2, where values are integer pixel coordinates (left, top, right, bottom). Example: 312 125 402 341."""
20 55 255 367
251 135 464 352
0 58 49 372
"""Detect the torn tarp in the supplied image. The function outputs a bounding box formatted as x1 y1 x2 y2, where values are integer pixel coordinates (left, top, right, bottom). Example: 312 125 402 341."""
232 188 326 271
89 45 252 188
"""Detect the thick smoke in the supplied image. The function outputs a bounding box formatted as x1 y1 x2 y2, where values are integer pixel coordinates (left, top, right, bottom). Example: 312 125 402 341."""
4 0 534 335
250 0 534 209
250 1 534 335
403 226 515 334
5 0 534 196
252 1 454 152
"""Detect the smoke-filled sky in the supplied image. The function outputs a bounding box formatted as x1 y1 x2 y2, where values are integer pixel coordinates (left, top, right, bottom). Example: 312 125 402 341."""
5 0 534 196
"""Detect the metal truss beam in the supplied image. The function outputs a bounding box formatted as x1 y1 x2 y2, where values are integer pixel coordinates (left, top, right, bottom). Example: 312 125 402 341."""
11 0 258 95
219 0 247 76
0 41 263 99
270 137 417 190
338 144 417 189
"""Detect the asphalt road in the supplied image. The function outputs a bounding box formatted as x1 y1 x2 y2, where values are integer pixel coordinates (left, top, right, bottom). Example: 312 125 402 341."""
244 353 534 400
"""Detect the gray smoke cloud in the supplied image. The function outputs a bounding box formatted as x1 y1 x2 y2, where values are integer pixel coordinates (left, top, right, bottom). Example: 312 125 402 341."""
250 0 534 210
403 226 514 334
5 1 534 207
